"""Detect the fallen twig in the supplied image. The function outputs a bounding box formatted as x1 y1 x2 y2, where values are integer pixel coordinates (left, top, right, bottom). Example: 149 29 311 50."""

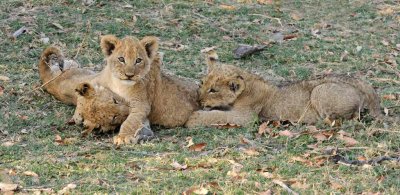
272 179 299 195
192 11 231 35
370 77 400 84
12 26 27 39
73 21 91 59
249 14 283 27
332 155 400 166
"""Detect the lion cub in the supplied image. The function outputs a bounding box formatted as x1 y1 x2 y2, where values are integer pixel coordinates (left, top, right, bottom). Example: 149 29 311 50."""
186 50 382 127
88 35 199 145
38 47 98 105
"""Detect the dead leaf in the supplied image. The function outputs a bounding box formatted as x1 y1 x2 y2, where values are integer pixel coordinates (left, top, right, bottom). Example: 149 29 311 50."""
222 36 232 40
259 171 274 179
257 0 273 4
258 122 270 135
340 50 349 61
313 156 327 166
336 134 358 147
183 186 209 195
186 137 194 147
227 160 244 179
376 175 385 183
290 12 303 21
270 32 284 43
313 133 328 142
240 136 251 145
0 76 10 81
219 4 236 10
0 183 19 192
307 126 318 132
291 156 313 166
311 29 321 38
291 180 309 189
278 130 296 138
193 187 209 195
384 107 389 116
63 137 77 145
378 7 394 16
161 41 187 51
283 34 299 40
23 171 38 177
200 46 217 53
171 161 187 170
259 189 272 195
233 44 266 59
7 169 16 176
0 86 3 96
122 4 133 9
382 94 397 100
54 134 64 145
210 123 241 128
19 115 28 120
357 156 367 161
189 143 207 152
57 183 77 194
381 40 389 46
52 22 64 30
1 141 14 147
243 148 260 156
272 121 281 127
330 181 343 190
337 130 351 137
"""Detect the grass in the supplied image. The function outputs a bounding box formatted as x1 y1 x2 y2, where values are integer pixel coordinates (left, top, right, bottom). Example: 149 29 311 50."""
1 0 399 194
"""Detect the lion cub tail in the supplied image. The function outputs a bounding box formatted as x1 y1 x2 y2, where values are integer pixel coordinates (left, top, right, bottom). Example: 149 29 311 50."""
38 46 64 84
201 47 219 72
326 76 382 119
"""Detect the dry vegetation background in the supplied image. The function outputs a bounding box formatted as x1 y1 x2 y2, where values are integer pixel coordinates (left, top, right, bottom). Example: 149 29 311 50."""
0 0 399 194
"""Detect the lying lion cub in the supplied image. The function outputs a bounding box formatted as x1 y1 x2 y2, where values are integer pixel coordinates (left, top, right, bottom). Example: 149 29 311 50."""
38 47 98 105
186 50 382 127
73 82 154 141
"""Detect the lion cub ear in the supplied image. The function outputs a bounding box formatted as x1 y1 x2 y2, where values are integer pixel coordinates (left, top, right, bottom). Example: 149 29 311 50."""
228 76 245 94
140 36 159 59
75 82 95 98
100 35 120 56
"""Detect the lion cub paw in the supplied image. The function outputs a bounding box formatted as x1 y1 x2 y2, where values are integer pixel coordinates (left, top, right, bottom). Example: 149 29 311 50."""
113 121 154 145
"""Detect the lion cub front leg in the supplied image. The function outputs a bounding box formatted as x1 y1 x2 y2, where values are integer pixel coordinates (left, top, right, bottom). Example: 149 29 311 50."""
185 110 255 128
113 102 151 145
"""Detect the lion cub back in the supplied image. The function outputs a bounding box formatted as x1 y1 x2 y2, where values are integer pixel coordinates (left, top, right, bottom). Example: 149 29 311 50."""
149 73 199 127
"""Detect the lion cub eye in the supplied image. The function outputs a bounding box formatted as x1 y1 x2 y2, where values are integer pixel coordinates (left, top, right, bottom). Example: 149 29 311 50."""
208 88 217 93
135 58 142 64
118 57 125 63
112 98 119 104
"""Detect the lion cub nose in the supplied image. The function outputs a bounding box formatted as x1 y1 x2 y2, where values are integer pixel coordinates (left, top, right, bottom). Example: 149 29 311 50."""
125 73 135 78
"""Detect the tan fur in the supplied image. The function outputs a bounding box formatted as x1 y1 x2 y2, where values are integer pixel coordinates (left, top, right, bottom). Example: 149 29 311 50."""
38 47 97 105
89 35 199 145
74 83 130 136
186 51 382 127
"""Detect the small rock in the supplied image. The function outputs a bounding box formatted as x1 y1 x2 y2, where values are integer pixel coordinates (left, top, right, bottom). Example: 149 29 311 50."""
356 46 362 53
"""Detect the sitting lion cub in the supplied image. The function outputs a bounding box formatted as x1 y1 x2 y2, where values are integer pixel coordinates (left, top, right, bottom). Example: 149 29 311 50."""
186 50 382 127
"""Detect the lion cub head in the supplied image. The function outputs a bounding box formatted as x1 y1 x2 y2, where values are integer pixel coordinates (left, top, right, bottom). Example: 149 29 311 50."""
101 35 159 83
73 83 129 135
198 50 245 110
